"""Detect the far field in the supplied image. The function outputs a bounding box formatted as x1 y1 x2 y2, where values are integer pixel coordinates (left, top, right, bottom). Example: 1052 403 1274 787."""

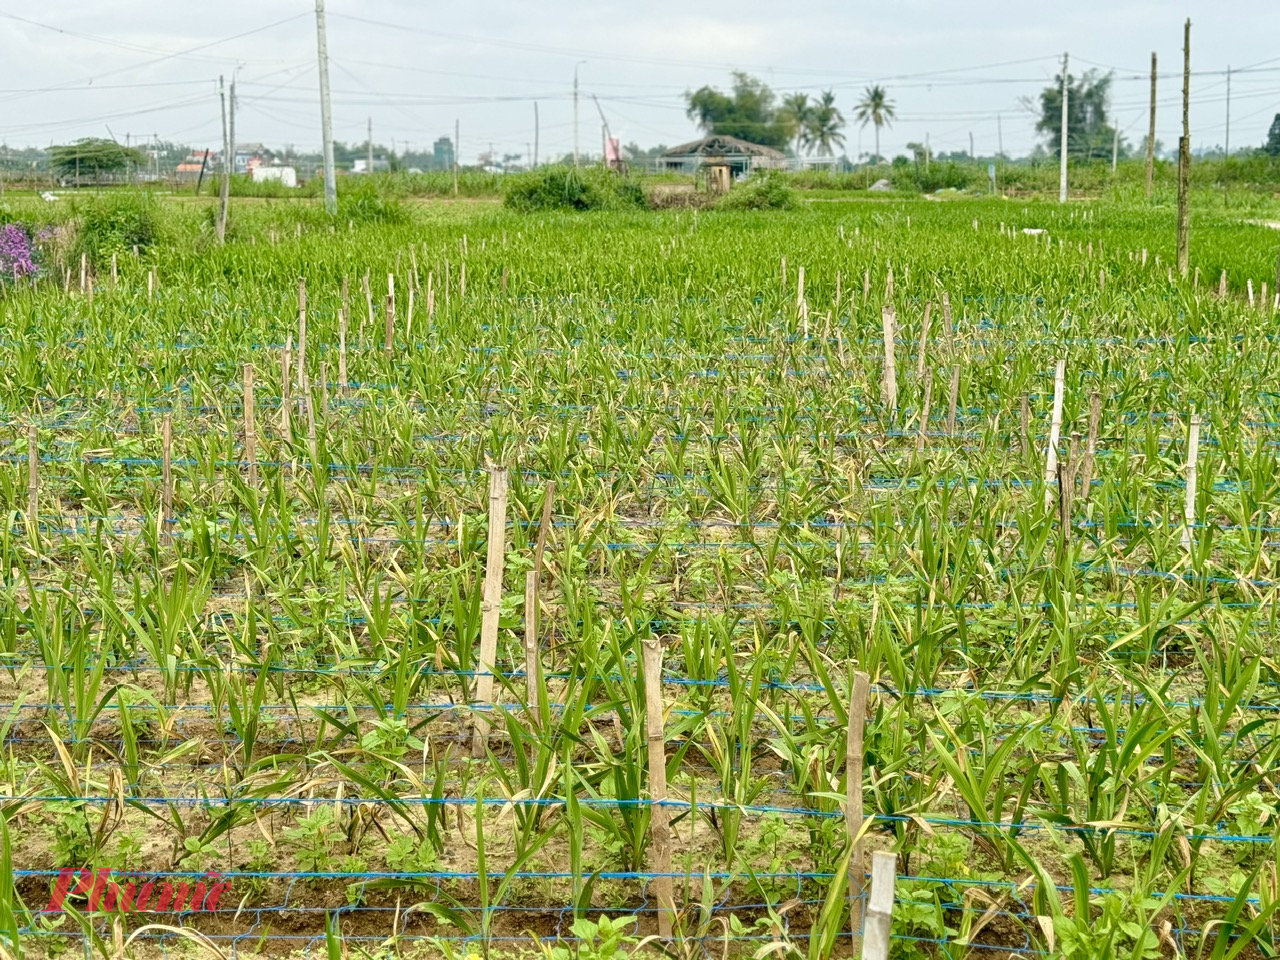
1 186 1280 959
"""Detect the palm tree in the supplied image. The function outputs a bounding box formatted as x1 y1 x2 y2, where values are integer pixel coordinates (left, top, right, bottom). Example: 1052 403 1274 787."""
780 93 813 158
854 85 896 164
806 90 846 157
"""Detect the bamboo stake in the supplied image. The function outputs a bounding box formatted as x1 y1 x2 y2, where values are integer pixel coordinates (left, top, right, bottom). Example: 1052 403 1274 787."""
161 415 173 536
847 671 871 951
1081 391 1101 500
296 278 307 391
880 304 898 420
797 265 808 337
384 294 395 355
861 852 897 960
1183 409 1201 551
280 337 292 438
915 302 932 382
1219 270 1228 298
363 272 374 340
916 374 932 453
243 364 258 488
26 423 38 530
641 637 675 939
305 377 317 467
472 468 509 757
111 253 118 287
946 365 961 435
339 295 349 396
524 570 540 727
1043 359 1066 509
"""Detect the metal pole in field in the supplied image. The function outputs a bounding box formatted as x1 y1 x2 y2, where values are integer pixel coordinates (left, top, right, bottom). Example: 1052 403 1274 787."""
315 0 337 215
1145 52 1157 200
1176 19 1191 276
1058 52 1069 203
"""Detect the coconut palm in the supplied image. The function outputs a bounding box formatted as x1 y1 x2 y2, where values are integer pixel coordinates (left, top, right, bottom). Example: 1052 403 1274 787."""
854 85 896 163
780 93 813 158
805 90 846 157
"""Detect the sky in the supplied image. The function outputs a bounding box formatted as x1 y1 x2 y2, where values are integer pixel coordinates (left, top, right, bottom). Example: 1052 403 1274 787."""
0 1 1277 164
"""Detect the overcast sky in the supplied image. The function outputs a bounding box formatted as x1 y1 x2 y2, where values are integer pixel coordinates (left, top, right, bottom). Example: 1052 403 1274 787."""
0 1 1276 163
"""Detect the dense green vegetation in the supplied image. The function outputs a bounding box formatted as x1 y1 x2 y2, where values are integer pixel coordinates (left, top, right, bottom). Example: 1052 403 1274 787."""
1 193 1280 958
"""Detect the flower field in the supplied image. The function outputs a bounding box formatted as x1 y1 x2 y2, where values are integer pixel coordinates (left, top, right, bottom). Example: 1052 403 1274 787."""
2 195 1280 959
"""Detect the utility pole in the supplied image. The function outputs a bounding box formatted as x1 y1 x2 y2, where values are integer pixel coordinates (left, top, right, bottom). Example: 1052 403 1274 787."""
1225 65 1231 157
573 61 585 168
1059 52 1069 203
315 0 337 215
453 118 460 195
969 131 974 160
1176 19 1191 277
1145 52 1157 200
217 76 229 244
367 117 373 175
533 101 539 168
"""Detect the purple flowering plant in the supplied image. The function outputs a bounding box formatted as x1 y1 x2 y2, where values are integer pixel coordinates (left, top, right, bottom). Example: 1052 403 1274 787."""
0 224 39 281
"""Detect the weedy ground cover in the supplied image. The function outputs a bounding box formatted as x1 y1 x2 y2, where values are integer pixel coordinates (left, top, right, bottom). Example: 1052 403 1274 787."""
0 192 1279 959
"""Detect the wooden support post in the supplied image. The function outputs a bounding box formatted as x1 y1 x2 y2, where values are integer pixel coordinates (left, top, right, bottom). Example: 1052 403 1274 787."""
534 479 556 660
384 294 395 355
524 570 540 727
339 295 349 396
296 278 307 391
80 252 87 293
363 272 374 341
916 374 932 453
880 304 898 421
1044 359 1066 509
1081 391 1101 500
797 265 808 337
472 468 509 757
861 852 897 960
641 637 675 939
26 423 38 529
847 671 871 952
305 379 318 467
914 302 932 383
280 337 292 439
243 364 258 487
946 365 961 436
1183 409 1201 551
111 253 118 287
161 415 174 536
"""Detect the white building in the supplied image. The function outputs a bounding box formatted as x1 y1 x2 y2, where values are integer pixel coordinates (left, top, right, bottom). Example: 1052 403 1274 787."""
251 166 297 188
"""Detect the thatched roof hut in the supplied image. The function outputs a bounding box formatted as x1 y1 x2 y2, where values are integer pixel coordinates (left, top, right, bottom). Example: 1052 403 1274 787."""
657 135 788 175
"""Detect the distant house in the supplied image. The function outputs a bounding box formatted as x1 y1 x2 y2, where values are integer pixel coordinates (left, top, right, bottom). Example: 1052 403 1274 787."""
176 150 216 181
235 143 267 174
657 135 787 175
